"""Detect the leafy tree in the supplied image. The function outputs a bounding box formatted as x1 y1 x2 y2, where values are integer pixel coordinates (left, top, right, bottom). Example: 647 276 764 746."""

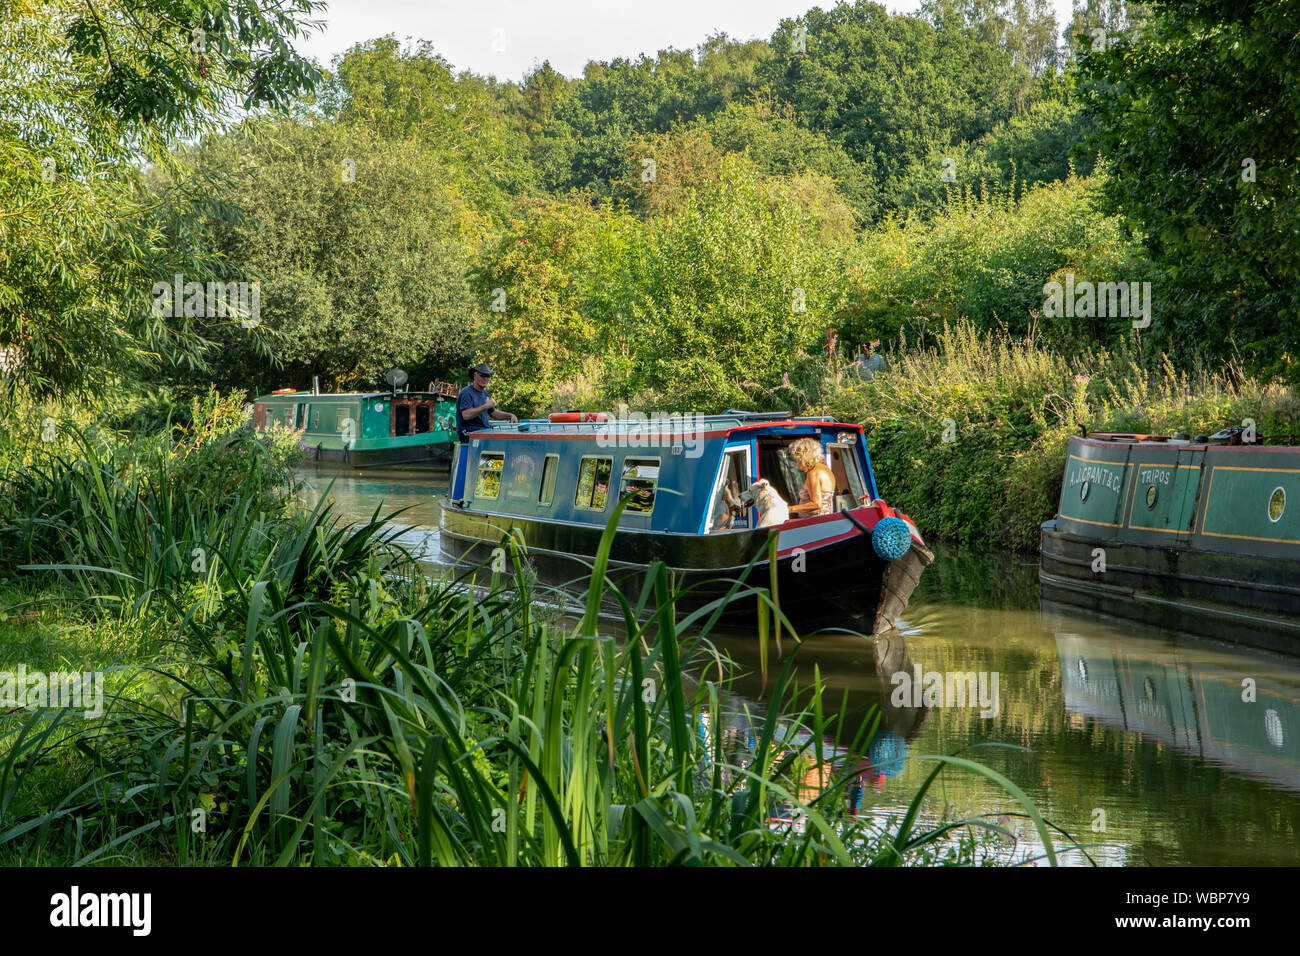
700 99 879 221
696 32 773 102
888 94 1093 215
761 2 1036 209
923 0 1064 76
473 155 855 414
615 155 847 409
515 61 574 139
0 0 323 397
620 127 724 219
537 50 725 195
838 175 1149 351
327 37 536 215
193 119 488 390
1077 0 1300 375
470 197 641 414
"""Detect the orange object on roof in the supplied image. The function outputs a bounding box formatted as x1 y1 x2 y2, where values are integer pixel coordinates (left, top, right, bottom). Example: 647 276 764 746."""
549 412 608 423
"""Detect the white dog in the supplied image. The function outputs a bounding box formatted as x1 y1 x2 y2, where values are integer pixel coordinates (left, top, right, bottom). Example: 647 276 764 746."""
749 479 790 528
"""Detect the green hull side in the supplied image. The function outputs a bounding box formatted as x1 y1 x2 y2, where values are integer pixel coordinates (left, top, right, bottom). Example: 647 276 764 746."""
1042 436 1300 651
254 391 458 457
1056 437 1300 558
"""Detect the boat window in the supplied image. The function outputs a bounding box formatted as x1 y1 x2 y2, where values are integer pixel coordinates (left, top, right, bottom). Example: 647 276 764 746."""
280 405 295 427
756 439 804 506
621 457 660 515
575 456 613 511
539 454 559 506
415 404 431 434
829 444 868 510
709 449 752 531
476 452 504 499
311 408 321 430
394 403 411 436
336 406 358 438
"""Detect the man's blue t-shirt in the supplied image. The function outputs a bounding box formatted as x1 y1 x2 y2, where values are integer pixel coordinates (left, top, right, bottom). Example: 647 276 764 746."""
456 384 492 440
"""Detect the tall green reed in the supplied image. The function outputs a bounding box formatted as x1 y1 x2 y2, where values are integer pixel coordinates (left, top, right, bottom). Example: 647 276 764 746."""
1 481 1068 866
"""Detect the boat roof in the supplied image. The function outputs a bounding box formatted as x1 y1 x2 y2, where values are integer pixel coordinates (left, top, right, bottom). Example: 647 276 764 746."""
481 411 860 439
255 390 449 400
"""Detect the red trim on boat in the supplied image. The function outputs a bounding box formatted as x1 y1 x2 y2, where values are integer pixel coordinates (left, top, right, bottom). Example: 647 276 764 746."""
474 419 861 442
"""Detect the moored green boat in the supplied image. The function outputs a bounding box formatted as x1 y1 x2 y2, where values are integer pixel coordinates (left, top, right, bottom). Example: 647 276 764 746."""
253 383 458 467
1040 430 1300 651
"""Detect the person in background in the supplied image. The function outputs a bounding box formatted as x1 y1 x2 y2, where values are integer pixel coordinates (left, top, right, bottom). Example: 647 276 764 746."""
787 437 836 517
456 363 517 441
853 340 887 380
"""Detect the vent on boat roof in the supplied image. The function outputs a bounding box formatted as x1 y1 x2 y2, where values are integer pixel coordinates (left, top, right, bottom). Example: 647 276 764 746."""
720 410 793 420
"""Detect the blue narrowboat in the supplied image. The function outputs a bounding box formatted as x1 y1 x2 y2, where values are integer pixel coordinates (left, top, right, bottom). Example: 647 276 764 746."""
439 411 933 634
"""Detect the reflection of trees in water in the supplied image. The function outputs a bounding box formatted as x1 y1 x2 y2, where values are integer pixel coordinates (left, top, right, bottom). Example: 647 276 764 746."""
913 543 1040 609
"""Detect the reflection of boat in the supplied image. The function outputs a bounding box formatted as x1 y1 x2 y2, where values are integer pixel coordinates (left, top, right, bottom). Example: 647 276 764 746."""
688 628 932 817
1052 624 1300 793
1040 432 1300 651
253 383 458 467
439 412 933 634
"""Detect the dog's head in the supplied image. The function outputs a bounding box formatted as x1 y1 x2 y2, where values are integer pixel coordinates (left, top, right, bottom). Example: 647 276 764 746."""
741 478 782 509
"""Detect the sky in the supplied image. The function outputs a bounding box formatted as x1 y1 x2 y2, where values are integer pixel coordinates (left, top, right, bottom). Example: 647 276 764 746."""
291 0 1080 82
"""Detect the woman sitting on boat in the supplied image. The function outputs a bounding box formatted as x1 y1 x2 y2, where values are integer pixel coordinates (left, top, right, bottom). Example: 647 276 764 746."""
787 437 836 517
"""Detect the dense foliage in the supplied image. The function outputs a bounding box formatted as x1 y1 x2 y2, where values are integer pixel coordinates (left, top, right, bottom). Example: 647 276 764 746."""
3 0 1289 530
1078 0 1300 377
0 0 322 396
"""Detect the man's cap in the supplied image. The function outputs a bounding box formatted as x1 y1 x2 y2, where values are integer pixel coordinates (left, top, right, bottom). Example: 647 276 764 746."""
471 363 492 376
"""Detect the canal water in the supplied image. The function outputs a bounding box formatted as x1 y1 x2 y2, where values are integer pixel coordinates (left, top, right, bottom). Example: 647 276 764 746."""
299 465 1300 866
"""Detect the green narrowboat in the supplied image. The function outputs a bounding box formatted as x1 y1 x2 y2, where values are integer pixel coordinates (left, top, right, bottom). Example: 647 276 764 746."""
1040 430 1300 652
253 383 459 467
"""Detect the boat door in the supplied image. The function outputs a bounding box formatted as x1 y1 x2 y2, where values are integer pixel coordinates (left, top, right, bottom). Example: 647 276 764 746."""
706 445 754 532
450 443 469 500
1174 446 1207 536
827 440 869 511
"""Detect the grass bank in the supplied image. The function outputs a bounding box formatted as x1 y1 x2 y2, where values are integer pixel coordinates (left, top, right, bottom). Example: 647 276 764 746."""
817 322 1300 551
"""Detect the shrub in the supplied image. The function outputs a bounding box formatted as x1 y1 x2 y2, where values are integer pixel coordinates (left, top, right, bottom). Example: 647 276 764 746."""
820 323 1296 550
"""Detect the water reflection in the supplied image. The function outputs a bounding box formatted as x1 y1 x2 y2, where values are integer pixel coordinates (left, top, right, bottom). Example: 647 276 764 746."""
291 468 1300 865
297 464 446 560
1053 616 1300 794
686 629 928 810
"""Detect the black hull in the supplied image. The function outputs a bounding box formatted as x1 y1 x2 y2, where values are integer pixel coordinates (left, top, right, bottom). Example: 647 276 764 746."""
1039 519 1300 653
301 443 453 468
439 504 933 635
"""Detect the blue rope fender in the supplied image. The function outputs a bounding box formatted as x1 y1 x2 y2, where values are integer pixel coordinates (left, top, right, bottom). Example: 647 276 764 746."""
872 516 912 561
